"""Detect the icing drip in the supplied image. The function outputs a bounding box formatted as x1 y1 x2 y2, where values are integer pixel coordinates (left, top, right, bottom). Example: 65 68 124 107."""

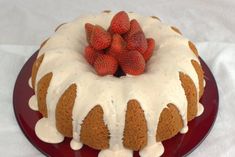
30 11 205 157
70 139 83 150
196 79 206 117
98 147 133 157
180 126 189 134
28 95 38 111
35 118 64 143
139 142 164 157
28 77 32 88
196 103 204 117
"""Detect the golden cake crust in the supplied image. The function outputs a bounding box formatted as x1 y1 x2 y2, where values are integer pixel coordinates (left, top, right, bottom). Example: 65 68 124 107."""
102 10 111 13
123 99 147 151
56 84 77 137
39 38 49 50
37 72 52 117
80 105 110 150
191 60 204 98
171 26 182 35
188 41 199 57
31 54 44 90
55 23 66 32
179 72 197 121
151 16 161 21
156 103 183 141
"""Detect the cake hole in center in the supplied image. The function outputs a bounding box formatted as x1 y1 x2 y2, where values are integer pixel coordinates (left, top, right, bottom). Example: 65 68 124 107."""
113 66 126 77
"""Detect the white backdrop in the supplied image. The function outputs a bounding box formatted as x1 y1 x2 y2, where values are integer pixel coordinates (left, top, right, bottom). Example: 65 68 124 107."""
0 0 235 156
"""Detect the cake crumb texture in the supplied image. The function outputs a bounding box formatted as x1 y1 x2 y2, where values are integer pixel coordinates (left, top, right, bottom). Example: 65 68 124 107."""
156 103 183 141
56 84 77 137
179 72 197 121
80 105 110 150
123 99 147 150
171 26 182 35
151 16 161 21
31 54 44 90
188 41 199 57
37 72 52 118
191 60 204 98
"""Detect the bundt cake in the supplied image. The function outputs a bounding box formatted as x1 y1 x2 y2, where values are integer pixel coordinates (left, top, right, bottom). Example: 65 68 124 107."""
28 10 205 157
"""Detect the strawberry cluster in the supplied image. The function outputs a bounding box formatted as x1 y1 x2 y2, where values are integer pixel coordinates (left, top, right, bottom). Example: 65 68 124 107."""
84 11 155 76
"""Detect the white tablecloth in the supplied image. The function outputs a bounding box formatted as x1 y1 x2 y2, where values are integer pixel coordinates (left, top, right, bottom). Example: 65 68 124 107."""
0 0 235 156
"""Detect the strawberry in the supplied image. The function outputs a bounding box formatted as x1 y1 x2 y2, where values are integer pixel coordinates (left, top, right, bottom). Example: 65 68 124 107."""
85 23 94 43
94 54 118 76
90 25 112 50
107 26 114 36
123 19 142 40
119 50 145 75
110 11 130 34
143 38 155 62
83 14 153 76
107 34 126 58
126 31 147 54
84 45 103 65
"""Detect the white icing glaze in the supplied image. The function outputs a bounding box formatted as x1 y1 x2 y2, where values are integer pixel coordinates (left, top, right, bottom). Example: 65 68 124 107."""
28 77 32 88
28 95 38 111
139 142 164 157
98 147 133 157
70 139 83 150
196 103 204 117
31 11 204 157
180 126 189 134
196 79 206 116
35 118 64 143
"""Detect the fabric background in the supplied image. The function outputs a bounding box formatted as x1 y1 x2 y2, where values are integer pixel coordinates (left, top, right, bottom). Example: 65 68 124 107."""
0 0 234 156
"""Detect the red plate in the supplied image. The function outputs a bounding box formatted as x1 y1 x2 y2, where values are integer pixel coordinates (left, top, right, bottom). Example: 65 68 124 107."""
13 51 219 157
